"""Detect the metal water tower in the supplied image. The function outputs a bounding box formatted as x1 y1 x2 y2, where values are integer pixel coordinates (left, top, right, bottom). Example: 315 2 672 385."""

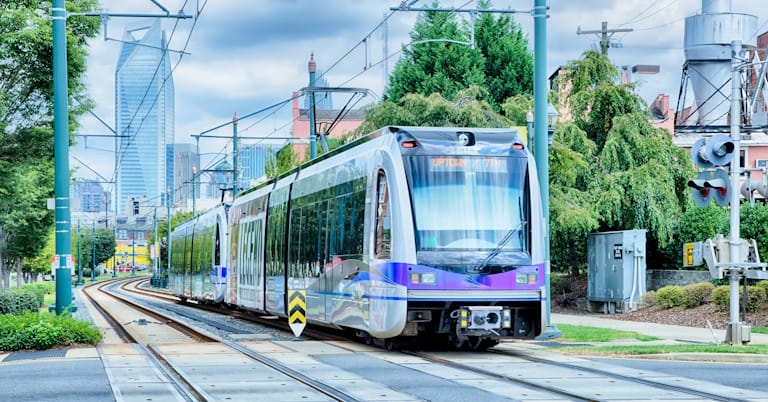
679 0 757 128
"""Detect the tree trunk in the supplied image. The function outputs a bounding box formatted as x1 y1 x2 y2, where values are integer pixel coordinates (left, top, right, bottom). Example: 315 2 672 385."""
15 259 22 288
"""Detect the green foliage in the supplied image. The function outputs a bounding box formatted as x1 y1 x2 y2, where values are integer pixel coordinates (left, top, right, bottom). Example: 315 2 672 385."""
549 51 697 272
681 282 714 308
655 285 685 309
19 283 51 306
712 285 764 312
357 87 510 135
265 143 298 179
757 281 768 301
556 323 658 343
0 290 41 315
0 0 99 274
384 0 532 110
0 312 101 351
71 227 116 270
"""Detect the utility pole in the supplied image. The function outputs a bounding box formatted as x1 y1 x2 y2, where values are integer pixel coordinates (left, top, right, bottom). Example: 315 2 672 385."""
577 21 633 55
52 2 190 314
308 54 317 160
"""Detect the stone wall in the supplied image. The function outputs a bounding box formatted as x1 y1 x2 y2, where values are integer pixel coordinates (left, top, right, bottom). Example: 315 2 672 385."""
645 269 711 291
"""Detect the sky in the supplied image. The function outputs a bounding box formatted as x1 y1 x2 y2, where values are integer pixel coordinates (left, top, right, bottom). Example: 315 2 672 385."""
72 0 767 193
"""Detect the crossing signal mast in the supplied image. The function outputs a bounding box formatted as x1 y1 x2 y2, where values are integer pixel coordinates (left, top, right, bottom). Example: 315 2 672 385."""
685 41 768 345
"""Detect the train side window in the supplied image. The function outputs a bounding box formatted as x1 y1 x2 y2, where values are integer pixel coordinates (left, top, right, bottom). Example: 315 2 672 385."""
374 171 391 258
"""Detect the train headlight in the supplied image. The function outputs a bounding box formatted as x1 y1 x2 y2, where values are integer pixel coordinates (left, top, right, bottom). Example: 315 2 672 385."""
502 308 512 328
516 272 538 285
410 272 437 286
460 308 469 328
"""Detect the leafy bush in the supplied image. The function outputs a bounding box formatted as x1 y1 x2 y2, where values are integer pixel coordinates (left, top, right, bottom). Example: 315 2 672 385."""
0 312 101 351
0 290 41 315
18 283 50 306
642 290 656 307
757 281 768 302
681 282 714 308
655 285 685 309
712 285 765 312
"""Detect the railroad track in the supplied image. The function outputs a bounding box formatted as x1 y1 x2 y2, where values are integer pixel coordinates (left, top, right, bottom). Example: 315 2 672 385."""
115 279 768 401
83 279 361 401
393 344 764 402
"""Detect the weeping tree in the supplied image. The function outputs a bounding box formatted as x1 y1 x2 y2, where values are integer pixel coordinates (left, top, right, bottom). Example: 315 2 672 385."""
550 51 696 274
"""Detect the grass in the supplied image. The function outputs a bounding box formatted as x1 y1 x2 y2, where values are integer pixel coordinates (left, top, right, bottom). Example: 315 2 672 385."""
556 323 768 355
559 343 768 355
557 323 659 342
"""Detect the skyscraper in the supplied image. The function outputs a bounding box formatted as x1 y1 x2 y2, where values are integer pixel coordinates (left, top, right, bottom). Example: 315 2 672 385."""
239 144 279 190
115 19 174 214
174 143 198 208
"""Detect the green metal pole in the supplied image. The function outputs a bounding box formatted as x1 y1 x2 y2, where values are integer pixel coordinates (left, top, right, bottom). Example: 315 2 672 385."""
308 54 317 160
167 189 171 288
233 114 239 198
153 206 158 283
76 220 83 286
112 225 117 278
52 0 72 314
192 165 196 215
91 220 96 282
131 226 136 276
533 0 560 340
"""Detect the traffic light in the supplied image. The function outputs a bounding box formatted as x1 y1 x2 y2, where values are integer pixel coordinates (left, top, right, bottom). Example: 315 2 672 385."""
688 169 730 207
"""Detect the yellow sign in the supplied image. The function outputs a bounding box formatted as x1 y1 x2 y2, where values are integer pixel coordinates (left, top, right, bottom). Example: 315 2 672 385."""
288 290 306 337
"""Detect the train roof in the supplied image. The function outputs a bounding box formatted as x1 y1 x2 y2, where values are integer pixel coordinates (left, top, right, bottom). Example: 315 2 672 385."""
235 125 525 199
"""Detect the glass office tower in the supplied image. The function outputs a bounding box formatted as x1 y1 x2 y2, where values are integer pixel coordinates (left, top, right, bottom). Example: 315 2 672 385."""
115 19 174 214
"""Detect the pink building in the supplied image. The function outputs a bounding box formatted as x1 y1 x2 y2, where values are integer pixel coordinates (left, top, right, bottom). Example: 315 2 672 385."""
290 91 365 161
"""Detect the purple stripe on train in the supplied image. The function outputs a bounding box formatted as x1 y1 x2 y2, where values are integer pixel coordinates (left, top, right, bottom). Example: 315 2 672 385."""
356 262 545 290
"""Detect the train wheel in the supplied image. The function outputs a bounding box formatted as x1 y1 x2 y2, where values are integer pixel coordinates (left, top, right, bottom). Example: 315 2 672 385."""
364 334 373 345
384 339 397 350
466 336 483 350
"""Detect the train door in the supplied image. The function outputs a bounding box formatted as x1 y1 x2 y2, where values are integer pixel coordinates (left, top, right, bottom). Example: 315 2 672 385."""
237 218 257 309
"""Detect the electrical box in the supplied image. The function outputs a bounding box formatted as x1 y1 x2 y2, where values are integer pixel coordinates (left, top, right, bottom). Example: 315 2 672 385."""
587 229 647 314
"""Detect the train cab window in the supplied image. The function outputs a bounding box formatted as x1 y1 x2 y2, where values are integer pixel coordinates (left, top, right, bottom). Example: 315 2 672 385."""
374 171 391 258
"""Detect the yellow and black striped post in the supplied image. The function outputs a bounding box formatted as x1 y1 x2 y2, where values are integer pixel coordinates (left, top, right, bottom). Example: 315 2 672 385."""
288 290 306 338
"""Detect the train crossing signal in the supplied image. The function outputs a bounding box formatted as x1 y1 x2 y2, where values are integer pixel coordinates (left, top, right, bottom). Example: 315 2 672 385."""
740 174 768 205
688 168 730 207
688 135 736 207
690 134 735 168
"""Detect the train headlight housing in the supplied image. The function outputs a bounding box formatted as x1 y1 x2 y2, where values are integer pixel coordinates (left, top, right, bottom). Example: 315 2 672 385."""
409 272 437 286
516 272 538 285
502 308 512 328
459 308 469 328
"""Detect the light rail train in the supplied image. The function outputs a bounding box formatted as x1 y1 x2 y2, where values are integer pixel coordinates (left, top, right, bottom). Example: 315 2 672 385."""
169 126 547 349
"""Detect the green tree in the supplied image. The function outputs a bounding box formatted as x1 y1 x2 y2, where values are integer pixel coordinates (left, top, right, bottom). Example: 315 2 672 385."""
358 86 510 134
72 228 115 275
0 0 99 286
474 2 533 107
385 3 485 104
550 51 696 273
384 1 533 110
265 144 300 179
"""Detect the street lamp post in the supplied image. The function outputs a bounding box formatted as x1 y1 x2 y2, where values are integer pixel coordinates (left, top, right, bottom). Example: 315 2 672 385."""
533 0 561 340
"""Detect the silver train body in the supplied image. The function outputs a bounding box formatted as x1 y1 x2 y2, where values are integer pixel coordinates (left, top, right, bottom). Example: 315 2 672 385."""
170 126 547 346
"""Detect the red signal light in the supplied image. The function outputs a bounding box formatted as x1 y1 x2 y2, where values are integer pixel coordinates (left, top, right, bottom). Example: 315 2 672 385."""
401 140 419 148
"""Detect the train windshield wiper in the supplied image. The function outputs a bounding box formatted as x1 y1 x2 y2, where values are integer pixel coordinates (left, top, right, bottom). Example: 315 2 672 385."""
473 220 526 274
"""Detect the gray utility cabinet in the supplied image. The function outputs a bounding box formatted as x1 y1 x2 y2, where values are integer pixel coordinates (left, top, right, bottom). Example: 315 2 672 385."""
587 229 647 314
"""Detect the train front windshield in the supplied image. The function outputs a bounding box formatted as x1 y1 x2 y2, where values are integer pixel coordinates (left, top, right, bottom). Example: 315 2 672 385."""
405 155 529 252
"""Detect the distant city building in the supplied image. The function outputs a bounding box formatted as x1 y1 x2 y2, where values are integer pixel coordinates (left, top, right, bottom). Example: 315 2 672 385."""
207 160 232 199
239 144 280 189
71 180 109 213
115 19 174 214
174 143 198 207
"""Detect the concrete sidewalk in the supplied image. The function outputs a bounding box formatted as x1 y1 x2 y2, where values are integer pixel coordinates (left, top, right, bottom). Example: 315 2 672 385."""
552 312 768 345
